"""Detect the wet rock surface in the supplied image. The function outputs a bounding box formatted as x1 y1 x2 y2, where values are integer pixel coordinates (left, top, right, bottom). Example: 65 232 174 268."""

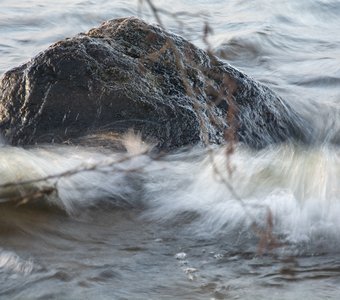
0 17 308 149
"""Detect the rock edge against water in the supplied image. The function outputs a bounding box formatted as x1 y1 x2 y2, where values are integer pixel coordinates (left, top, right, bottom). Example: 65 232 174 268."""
0 17 308 150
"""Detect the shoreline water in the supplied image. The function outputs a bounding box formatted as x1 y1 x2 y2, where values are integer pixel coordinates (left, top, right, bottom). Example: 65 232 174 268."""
1 0 340 299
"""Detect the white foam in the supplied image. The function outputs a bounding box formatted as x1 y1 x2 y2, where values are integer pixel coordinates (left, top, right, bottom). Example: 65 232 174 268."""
143 144 340 250
0 144 150 213
1 138 340 250
0 248 33 275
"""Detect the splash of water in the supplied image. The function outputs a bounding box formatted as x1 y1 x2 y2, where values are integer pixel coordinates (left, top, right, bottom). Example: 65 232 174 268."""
0 248 33 275
144 144 340 252
1 136 340 252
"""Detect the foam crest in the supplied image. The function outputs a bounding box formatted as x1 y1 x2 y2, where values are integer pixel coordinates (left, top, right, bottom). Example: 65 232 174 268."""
0 143 150 213
144 144 340 250
1 138 340 250
0 248 33 275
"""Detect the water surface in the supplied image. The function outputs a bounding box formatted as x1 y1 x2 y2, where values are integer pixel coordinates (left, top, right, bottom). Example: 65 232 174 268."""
1 0 340 299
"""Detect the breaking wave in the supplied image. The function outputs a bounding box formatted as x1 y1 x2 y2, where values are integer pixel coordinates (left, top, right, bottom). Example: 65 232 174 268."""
1 134 340 254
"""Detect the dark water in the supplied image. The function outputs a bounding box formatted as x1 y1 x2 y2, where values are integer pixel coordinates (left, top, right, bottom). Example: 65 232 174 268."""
1 0 340 299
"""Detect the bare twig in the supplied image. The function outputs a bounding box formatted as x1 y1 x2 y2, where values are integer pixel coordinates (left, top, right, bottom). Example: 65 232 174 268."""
141 0 164 28
0 150 150 205
138 0 281 255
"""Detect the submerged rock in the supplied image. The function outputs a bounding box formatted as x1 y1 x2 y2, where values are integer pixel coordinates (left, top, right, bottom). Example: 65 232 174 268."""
0 17 308 149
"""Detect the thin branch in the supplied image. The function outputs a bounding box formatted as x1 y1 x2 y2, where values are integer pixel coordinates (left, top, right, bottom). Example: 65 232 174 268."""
0 150 148 190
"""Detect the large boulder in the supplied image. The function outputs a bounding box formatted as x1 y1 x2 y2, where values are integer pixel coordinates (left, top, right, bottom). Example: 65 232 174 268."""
0 17 309 149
